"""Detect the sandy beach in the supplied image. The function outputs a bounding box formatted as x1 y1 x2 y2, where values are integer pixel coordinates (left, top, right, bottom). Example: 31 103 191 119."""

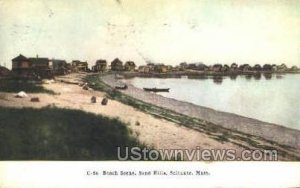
0 73 246 158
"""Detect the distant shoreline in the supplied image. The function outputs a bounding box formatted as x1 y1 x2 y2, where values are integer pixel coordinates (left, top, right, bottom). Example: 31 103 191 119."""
100 74 300 149
121 70 300 79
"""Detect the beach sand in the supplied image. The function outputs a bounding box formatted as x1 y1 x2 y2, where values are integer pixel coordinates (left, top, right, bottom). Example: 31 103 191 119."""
0 73 247 159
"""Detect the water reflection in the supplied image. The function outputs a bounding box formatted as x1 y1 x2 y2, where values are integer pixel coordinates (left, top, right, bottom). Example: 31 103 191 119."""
263 73 272 80
245 74 252 80
213 76 223 84
230 74 238 80
253 73 261 80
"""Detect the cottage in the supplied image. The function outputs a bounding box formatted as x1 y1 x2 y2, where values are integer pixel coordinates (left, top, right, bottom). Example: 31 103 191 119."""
271 64 278 72
154 64 168 73
138 65 150 73
230 63 238 71
52 59 68 75
187 63 197 70
11 54 34 78
197 63 209 71
290 66 298 72
72 60 88 72
179 62 188 70
277 64 288 71
221 64 230 72
262 64 272 71
253 64 262 71
12 54 54 79
239 64 252 72
212 64 223 72
124 61 136 71
0 66 10 77
92 59 107 72
111 58 123 71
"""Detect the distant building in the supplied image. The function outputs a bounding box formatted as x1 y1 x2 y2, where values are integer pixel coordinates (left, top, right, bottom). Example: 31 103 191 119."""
111 58 123 71
12 54 54 79
197 63 209 71
212 64 223 72
72 60 88 72
290 66 298 71
239 64 252 72
230 63 238 71
253 64 262 71
124 61 136 71
0 65 10 77
138 65 150 73
221 64 230 72
92 59 107 72
154 64 168 73
262 64 272 71
277 64 288 71
52 59 68 75
179 62 188 70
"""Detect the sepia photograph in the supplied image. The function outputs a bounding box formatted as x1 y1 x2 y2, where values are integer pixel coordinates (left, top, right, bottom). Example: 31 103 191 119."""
0 0 300 187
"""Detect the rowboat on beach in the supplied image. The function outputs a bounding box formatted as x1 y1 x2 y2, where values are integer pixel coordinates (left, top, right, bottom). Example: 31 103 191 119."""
115 84 128 90
143 87 170 92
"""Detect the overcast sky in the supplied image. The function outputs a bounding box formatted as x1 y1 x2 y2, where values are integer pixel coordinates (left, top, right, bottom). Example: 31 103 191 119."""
0 0 299 68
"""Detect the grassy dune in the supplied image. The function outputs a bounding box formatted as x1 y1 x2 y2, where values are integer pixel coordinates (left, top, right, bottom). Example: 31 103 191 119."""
0 80 55 94
0 106 144 160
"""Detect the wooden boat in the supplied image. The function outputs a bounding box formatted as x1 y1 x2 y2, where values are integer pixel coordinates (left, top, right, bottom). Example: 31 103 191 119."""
115 84 128 90
143 87 170 92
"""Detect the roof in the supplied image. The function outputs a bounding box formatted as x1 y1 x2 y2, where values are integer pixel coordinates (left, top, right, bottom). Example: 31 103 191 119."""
96 59 107 64
12 54 28 62
28 57 49 65
111 58 123 65
125 61 135 66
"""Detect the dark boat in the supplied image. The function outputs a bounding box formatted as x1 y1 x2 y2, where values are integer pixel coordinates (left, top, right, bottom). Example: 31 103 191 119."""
115 84 128 90
143 87 170 92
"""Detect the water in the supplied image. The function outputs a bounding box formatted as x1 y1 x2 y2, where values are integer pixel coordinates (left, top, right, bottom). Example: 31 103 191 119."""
126 74 300 130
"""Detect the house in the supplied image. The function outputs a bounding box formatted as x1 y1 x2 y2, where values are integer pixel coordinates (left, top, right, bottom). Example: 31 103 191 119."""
138 65 150 73
253 64 262 71
154 64 168 73
290 66 298 72
52 59 68 75
212 64 223 72
187 63 197 70
12 54 34 78
111 58 123 71
221 64 230 72
230 63 238 71
239 64 252 72
0 66 10 77
179 62 188 70
92 59 107 72
28 56 53 78
271 64 278 72
197 63 209 71
262 64 272 71
12 54 54 79
72 60 88 72
277 64 288 71
124 61 136 71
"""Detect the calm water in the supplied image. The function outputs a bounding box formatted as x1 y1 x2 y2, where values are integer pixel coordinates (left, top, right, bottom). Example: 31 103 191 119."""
127 74 300 130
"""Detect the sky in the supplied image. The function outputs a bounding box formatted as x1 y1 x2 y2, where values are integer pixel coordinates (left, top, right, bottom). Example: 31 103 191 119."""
0 0 300 68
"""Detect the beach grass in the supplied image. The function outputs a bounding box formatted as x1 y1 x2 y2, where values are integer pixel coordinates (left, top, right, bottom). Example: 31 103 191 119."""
0 106 145 160
0 79 55 94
